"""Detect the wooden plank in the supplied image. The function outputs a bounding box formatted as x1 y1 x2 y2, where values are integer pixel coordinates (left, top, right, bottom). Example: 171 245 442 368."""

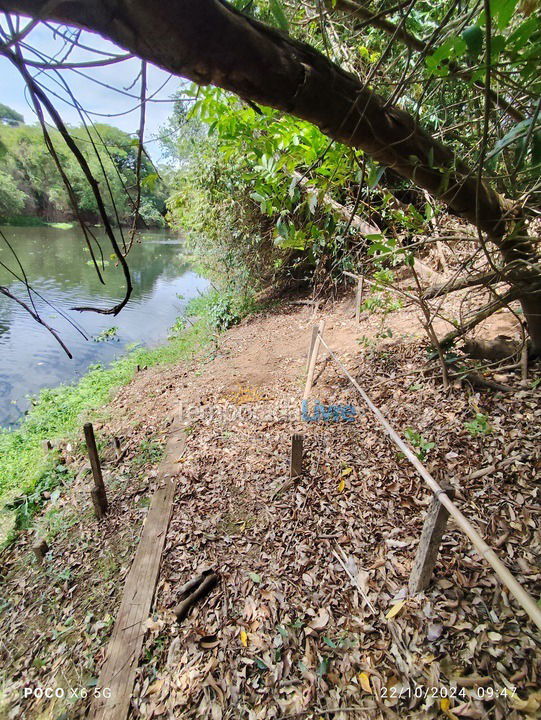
290 433 304 479
90 430 185 720
408 483 455 595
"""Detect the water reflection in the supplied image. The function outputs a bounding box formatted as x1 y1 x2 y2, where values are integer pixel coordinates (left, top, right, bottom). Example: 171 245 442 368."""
0 226 208 427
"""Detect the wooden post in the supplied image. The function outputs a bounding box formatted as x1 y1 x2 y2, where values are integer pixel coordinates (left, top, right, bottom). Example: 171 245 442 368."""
90 486 107 520
84 422 108 517
306 325 319 372
409 483 455 595
290 433 304 479
355 276 364 323
304 319 325 400
32 538 49 563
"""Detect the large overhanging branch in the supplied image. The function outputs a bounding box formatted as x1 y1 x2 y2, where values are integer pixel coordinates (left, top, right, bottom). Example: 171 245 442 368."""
2 0 540 351
1 0 510 240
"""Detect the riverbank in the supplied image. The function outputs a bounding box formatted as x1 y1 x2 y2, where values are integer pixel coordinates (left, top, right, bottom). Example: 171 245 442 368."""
0 289 255 547
1 288 539 719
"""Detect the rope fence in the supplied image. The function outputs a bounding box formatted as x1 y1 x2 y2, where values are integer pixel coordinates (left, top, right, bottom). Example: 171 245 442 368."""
303 325 541 632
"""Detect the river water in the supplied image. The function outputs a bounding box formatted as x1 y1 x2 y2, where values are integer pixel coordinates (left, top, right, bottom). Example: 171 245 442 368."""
0 225 209 428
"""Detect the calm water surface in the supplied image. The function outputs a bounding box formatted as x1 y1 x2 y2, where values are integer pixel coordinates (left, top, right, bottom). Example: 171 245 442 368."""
0 226 208 427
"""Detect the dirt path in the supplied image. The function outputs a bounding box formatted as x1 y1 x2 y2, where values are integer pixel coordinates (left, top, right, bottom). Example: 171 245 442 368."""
119 301 540 719
2 297 539 720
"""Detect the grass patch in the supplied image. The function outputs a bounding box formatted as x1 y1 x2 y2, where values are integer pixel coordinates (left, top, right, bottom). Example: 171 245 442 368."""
0 215 47 226
47 221 74 230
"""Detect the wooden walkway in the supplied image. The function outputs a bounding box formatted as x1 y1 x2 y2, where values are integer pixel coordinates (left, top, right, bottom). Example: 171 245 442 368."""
90 428 185 720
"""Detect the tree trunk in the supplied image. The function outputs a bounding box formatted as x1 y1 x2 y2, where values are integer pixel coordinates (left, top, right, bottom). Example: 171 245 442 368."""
2 0 540 349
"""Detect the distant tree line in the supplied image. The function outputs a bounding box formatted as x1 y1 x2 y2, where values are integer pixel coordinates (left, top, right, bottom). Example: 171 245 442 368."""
0 108 167 226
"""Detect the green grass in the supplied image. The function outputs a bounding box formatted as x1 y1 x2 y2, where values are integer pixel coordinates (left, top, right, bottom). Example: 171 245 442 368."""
46 221 74 230
1 217 72 228
0 215 47 226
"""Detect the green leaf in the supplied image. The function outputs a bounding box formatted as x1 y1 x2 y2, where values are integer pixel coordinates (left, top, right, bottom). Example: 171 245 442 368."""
507 16 537 51
248 571 262 584
490 0 518 30
462 26 483 55
306 192 318 215
317 658 330 676
487 118 537 164
269 0 289 32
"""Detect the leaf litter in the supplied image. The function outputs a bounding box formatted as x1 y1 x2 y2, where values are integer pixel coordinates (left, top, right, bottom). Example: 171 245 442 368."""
0 296 540 720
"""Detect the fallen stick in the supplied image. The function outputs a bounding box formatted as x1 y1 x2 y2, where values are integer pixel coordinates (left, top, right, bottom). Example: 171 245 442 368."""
174 572 219 622
176 570 213 598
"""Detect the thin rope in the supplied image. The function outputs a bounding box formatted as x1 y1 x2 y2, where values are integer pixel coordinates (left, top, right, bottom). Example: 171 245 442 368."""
315 333 541 632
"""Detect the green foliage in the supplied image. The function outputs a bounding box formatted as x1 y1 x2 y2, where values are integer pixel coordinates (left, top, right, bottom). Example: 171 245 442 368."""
166 85 387 288
0 103 24 127
404 428 436 461
0 122 167 225
134 439 164 467
464 413 492 436
162 0 541 291
207 290 258 330
92 326 119 342
0 168 26 217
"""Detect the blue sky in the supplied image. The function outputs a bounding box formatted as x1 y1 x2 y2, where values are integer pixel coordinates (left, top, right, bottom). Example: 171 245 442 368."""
0 20 181 160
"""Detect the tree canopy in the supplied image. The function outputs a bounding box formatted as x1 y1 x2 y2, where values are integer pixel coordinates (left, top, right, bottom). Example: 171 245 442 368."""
0 102 23 126
0 0 540 351
0 121 167 225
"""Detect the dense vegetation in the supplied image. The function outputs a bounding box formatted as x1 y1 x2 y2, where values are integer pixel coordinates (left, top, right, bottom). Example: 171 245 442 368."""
0 115 167 226
165 0 540 299
1 0 540 349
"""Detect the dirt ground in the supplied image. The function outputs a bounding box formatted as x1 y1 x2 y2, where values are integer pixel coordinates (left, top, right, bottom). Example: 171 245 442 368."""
1 289 540 720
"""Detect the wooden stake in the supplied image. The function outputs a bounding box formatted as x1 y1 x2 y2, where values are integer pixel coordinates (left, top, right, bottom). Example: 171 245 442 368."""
304 319 325 400
355 276 364 323
290 433 304 479
32 538 49 563
409 483 455 594
90 486 107 520
306 325 319 372
84 422 108 515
